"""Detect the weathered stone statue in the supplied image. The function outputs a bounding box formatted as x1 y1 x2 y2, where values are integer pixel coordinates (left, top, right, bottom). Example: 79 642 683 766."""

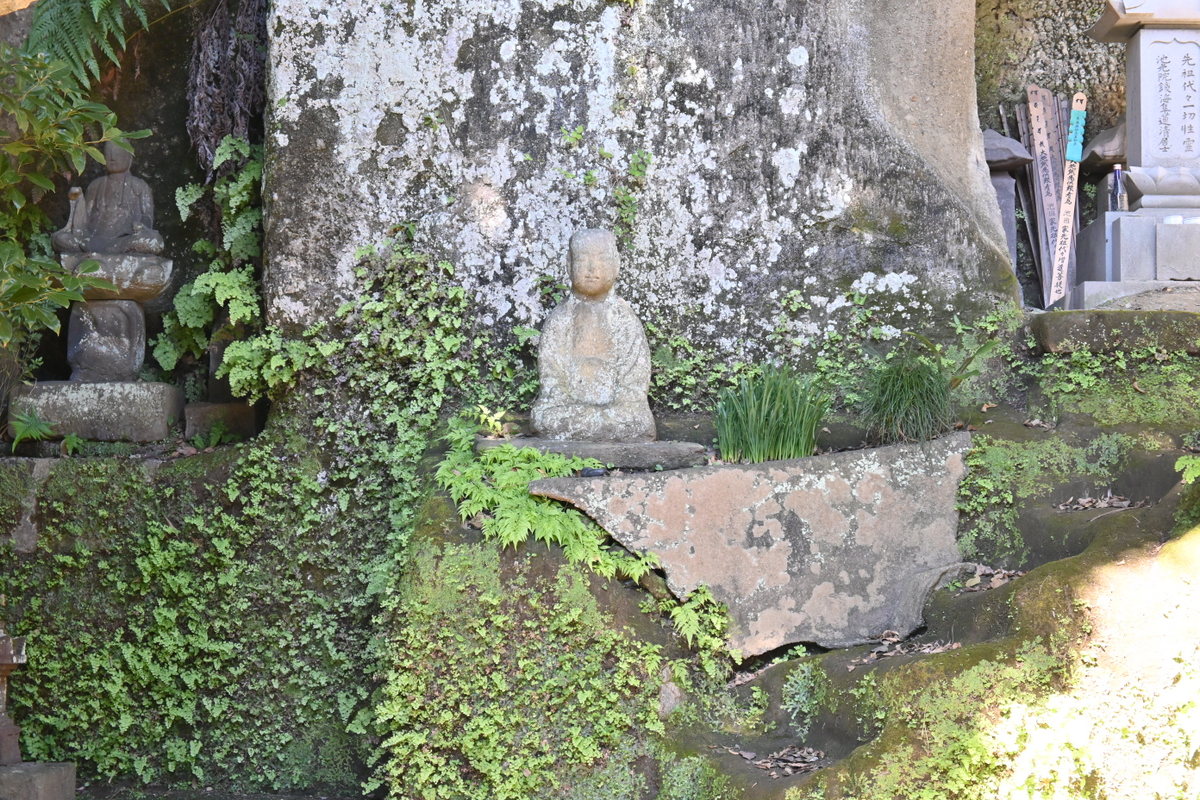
532 229 656 442
7 139 183 443
52 141 164 256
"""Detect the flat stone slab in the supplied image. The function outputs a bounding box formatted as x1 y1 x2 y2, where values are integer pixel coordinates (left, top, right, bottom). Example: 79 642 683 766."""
0 762 75 800
10 382 183 442
531 434 971 656
1031 308 1200 354
475 436 708 470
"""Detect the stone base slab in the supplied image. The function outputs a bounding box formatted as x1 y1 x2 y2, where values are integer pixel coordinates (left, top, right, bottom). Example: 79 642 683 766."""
532 433 971 656
475 436 708 470
10 382 183 442
1030 309 1200 354
0 762 75 800
1070 280 1196 309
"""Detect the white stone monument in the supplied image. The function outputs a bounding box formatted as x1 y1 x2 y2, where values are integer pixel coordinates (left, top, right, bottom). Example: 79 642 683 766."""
1073 1 1200 307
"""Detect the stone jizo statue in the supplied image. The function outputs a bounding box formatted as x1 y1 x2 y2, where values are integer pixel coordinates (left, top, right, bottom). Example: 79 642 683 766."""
52 141 164 256
532 228 656 442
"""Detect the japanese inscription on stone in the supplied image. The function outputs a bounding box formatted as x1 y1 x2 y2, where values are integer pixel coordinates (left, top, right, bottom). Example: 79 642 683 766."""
1148 38 1200 161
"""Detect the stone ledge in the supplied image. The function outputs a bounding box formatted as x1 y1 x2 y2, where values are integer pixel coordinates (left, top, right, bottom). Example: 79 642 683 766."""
1030 309 1200 354
0 762 75 800
475 436 708 470
531 433 971 656
10 382 183 442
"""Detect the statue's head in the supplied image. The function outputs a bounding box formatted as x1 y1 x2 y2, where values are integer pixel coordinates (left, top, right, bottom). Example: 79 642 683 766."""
568 228 619 300
104 141 134 175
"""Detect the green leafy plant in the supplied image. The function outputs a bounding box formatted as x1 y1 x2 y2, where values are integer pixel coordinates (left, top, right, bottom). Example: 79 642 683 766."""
60 432 83 455
8 409 52 451
716 365 830 463
188 421 240 450
154 136 263 373
437 417 659 580
781 657 834 739
0 46 138 351
862 329 994 445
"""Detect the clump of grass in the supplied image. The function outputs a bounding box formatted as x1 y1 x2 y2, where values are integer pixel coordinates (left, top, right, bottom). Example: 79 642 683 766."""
862 350 952 443
716 366 829 463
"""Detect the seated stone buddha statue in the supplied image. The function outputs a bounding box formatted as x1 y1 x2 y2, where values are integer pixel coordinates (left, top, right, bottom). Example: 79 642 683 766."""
531 228 656 442
52 141 164 256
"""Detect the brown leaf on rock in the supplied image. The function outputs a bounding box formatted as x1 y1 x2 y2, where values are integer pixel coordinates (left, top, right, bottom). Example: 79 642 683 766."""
957 563 1025 593
1055 489 1144 513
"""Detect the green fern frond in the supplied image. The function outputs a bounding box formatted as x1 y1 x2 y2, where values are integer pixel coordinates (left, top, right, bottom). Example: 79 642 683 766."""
26 0 170 86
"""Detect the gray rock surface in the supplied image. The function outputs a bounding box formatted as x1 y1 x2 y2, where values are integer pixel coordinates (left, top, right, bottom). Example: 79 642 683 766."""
10 382 183 442
265 0 1012 357
65 301 145 383
0 762 75 800
532 229 654 442
476 436 707 470
531 434 971 656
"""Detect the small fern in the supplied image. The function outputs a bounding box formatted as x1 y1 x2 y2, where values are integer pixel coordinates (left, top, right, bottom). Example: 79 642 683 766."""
26 0 172 86
436 415 660 581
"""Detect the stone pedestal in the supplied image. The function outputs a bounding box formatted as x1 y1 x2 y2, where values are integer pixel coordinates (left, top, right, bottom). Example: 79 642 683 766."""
60 253 172 304
476 436 708 471
66 301 145 382
9 382 184 442
0 717 17 766
0 762 75 800
184 402 257 442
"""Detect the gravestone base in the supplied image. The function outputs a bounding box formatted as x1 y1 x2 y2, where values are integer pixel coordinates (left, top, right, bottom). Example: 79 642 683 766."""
10 382 184 442
0 762 75 800
475 436 708 471
1072 210 1200 308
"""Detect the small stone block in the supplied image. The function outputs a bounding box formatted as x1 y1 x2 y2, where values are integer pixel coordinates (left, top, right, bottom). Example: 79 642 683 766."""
184 402 257 442
9 382 183 442
1155 224 1200 280
475 436 708 470
0 762 75 800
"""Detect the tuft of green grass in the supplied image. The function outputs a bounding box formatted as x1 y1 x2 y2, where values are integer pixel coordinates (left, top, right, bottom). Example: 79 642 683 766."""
715 366 829 463
862 349 952 444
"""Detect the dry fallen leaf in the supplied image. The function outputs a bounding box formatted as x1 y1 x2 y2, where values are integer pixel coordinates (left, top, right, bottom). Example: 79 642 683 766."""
981 403 997 412
1132 380 1147 394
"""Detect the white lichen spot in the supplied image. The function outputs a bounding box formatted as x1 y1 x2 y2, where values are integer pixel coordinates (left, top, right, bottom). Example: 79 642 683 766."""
788 45 809 69
851 271 919 294
499 40 516 61
772 148 804 189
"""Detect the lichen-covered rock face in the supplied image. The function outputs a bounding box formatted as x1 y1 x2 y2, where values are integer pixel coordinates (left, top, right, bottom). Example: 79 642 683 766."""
266 0 1013 359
